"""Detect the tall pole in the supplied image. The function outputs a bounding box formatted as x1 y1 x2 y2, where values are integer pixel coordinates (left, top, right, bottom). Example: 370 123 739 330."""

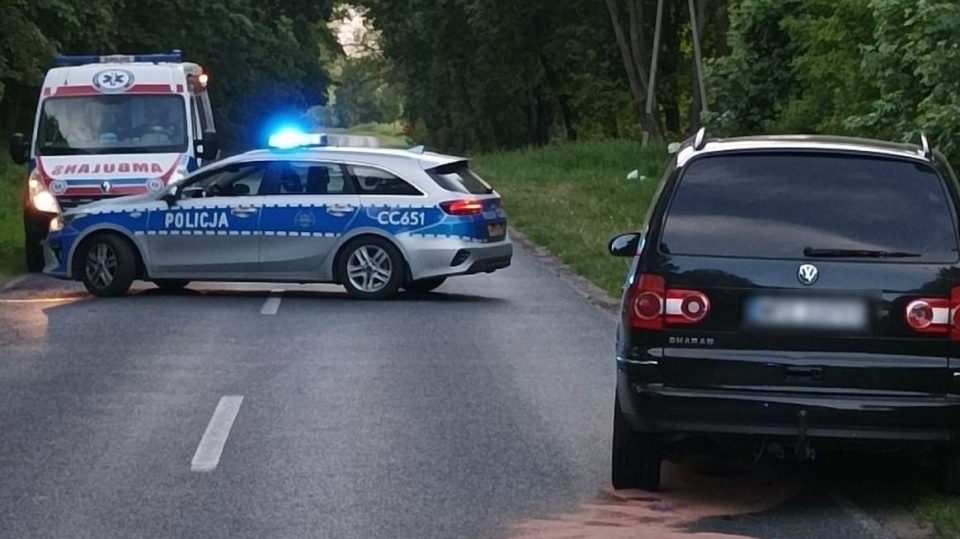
643 0 665 147
689 0 708 115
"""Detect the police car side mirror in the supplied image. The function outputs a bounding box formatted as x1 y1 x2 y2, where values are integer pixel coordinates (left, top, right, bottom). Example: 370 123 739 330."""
608 232 642 258
196 130 219 161
161 188 179 207
8 133 28 166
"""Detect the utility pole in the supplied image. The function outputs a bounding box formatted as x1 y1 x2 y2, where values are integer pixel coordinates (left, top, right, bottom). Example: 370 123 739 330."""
689 0 708 116
642 0 665 147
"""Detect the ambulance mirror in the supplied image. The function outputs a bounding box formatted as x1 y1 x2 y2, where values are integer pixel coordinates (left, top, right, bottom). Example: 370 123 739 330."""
197 130 219 161
8 133 28 165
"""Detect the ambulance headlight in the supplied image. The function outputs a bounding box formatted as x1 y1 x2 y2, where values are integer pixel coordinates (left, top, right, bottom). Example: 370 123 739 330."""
28 171 61 214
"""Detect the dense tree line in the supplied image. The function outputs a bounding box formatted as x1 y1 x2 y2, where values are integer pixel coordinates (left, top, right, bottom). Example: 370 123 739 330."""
0 0 338 151
3 0 959 158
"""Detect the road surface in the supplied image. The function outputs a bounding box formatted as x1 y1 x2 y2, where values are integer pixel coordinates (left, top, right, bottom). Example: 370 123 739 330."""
0 244 929 538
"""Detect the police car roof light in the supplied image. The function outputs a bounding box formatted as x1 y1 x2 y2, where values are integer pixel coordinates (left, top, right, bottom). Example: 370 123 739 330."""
268 130 328 150
53 51 183 67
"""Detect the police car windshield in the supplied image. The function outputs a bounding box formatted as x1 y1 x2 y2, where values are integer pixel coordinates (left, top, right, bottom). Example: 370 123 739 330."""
36 95 188 156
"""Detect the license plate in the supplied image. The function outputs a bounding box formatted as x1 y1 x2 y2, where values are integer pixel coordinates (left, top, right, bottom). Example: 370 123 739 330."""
487 223 505 238
744 296 869 331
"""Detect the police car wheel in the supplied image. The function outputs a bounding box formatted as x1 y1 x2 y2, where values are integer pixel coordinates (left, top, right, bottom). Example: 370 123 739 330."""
402 277 446 294
338 237 405 300
79 235 136 298
152 279 190 291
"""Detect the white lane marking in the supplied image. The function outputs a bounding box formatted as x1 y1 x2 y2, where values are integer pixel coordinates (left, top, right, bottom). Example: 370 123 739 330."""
191 396 244 472
2 275 29 291
260 290 284 315
827 489 897 539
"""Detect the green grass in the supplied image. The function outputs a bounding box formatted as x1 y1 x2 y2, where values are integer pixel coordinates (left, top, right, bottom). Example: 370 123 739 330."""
346 122 412 148
0 156 24 276
472 139 671 297
917 491 960 538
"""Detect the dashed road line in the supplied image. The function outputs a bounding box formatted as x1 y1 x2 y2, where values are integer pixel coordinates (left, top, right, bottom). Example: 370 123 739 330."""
191 396 244 472
260 290 284 315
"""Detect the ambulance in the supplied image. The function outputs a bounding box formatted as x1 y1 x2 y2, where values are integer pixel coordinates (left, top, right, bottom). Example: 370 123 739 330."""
7 50 219 271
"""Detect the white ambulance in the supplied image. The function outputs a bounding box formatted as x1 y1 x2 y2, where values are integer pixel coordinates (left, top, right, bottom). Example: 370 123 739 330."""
7 50 219 271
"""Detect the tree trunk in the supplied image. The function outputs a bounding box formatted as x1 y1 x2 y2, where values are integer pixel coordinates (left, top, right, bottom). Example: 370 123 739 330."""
603 0 660 139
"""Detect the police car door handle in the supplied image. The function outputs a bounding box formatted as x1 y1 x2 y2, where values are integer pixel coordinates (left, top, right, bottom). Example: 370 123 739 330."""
326 205 353 217
230 207 258 217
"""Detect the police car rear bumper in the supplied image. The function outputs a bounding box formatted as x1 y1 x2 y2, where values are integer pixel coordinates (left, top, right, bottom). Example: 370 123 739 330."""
403 237 513 281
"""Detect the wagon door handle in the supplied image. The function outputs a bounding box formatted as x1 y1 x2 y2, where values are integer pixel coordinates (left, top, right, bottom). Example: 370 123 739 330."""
785 366 824 382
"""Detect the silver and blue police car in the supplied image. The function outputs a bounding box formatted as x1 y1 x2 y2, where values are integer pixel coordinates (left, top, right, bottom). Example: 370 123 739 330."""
41 131 513 299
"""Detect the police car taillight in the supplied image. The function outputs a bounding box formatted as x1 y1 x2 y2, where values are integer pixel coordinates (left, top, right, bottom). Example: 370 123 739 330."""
440 200 483 216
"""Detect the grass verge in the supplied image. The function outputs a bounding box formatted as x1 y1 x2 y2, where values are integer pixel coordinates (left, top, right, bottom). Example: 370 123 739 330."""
0 156 23 276
472 139 670 297
917 491 960 538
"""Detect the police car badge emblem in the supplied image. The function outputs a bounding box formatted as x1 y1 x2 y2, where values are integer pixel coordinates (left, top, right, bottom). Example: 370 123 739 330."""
101 180 113 194
295 211 316 228
93 69 135 93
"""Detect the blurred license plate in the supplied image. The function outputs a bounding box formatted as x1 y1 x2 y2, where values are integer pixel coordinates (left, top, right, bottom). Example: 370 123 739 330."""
487 223 505 238
745 296 868 330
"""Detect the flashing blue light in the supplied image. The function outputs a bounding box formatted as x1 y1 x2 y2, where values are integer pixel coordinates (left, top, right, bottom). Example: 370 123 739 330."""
53 51 183 67
267 129 328 150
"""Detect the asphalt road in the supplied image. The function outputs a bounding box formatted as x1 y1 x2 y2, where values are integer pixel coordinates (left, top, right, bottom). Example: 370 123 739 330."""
0 245 930 539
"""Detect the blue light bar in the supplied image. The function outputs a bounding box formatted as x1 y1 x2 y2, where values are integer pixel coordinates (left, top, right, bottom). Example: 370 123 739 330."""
53 51 183 67
267 129 328 150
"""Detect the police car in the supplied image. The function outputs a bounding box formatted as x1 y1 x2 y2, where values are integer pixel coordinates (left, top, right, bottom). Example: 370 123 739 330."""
41 131 513 299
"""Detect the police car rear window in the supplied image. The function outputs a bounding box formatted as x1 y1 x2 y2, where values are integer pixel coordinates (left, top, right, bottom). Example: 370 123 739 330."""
428 163 494 195
659 153 960 262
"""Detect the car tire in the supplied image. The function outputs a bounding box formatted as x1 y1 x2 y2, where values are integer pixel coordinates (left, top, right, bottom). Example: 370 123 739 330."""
152 279 190 292
940 447 960 495
612 393 662 491
337 236 406 300
24 227 44 273
402 277 446 294
78 234 136 298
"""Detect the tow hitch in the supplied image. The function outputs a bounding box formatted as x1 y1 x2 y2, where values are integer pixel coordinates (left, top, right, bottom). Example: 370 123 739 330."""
795 409 816 462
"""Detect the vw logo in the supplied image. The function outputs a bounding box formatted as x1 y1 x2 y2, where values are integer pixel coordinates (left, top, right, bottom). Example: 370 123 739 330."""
797 264 819 285
101 180 113 193
92 69 135 93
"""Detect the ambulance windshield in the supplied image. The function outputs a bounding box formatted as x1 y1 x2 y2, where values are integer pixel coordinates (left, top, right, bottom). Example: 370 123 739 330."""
35 94 188 156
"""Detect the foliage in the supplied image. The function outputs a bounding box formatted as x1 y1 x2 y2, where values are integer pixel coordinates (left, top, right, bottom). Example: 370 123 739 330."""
0 0 339 151
847 0 960 162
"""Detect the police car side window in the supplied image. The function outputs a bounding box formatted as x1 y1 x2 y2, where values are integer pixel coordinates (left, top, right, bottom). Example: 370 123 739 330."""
349 165 421 196
180 162 267 199
271 162 350 196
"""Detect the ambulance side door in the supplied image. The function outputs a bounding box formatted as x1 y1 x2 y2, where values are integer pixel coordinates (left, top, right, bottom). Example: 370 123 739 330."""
144 160 269 277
